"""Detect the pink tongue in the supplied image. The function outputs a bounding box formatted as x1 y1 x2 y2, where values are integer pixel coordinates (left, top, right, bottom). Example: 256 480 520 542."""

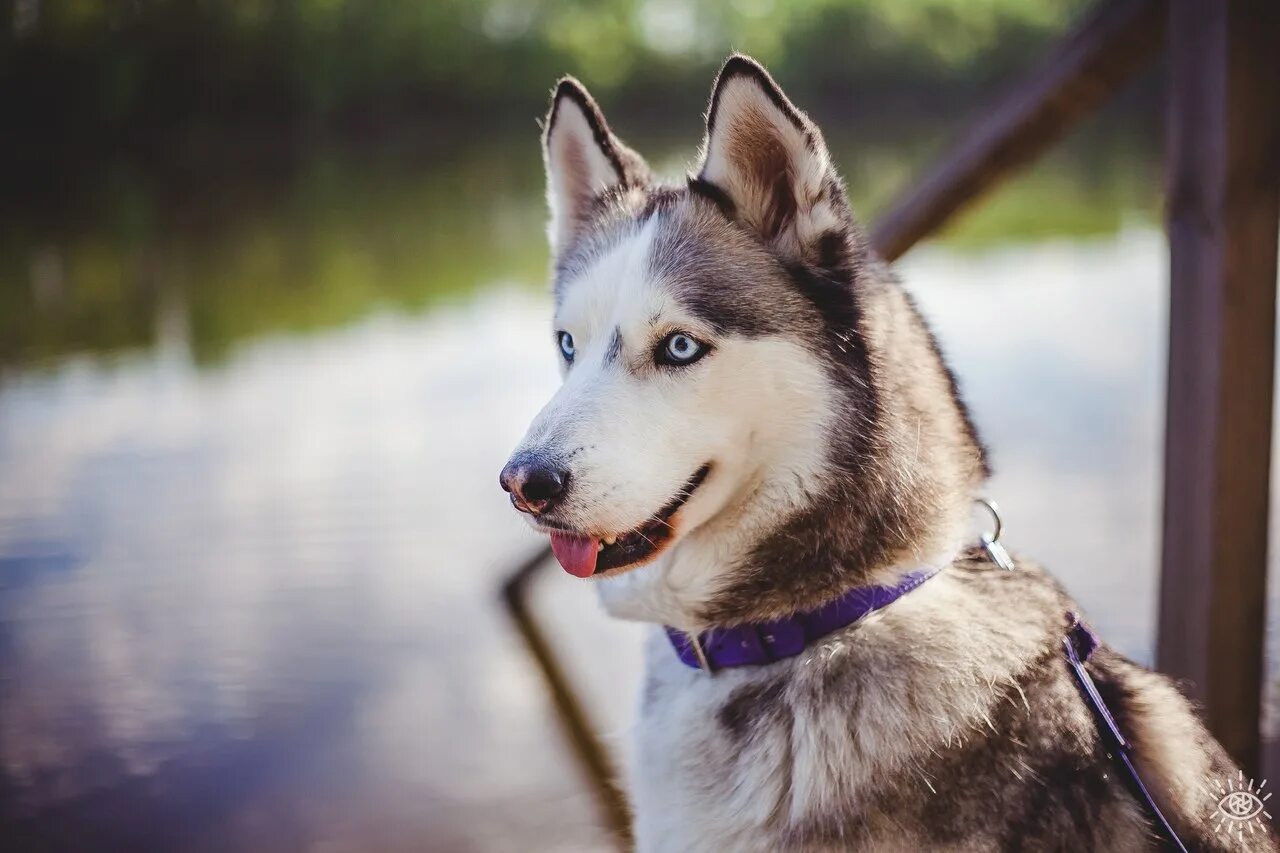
549 532 600 578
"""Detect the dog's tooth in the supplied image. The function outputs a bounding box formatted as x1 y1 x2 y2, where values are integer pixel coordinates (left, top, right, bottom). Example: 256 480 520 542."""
603 535 617 545
597 541 604 552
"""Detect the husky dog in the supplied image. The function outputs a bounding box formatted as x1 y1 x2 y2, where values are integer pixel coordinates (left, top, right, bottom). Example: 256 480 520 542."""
499 55 1274 852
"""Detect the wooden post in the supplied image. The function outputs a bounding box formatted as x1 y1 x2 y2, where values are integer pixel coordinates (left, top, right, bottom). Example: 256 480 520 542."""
1157 0 1280 775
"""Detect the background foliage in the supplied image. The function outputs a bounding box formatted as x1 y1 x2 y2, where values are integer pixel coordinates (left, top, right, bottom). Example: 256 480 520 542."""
1 0 1159 370
2 0 1090 143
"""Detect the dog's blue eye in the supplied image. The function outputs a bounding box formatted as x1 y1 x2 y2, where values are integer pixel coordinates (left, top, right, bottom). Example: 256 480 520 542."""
658 332 707 366
558 331 575 362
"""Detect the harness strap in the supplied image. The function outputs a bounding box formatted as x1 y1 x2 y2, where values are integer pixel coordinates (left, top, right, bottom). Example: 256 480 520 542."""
1064 614 1189 852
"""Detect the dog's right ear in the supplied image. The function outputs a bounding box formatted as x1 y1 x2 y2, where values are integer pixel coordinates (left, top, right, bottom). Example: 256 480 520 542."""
542 78 650 255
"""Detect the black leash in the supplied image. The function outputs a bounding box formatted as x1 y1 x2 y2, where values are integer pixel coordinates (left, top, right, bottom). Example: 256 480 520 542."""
1064 614 1190 852
976 501 1189 850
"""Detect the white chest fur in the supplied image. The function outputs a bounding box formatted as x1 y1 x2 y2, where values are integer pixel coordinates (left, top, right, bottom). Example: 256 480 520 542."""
625 573 1042 853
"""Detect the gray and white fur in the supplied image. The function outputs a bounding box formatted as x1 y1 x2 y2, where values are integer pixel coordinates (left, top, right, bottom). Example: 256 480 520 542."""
501 55 1276 852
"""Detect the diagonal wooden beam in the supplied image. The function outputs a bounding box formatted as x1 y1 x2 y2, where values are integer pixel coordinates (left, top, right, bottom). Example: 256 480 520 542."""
501 547 634 848
1156 0 1280 776
870 0 1166 262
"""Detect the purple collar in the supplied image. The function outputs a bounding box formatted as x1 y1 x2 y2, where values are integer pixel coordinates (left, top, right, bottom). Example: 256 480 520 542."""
665 567 941 670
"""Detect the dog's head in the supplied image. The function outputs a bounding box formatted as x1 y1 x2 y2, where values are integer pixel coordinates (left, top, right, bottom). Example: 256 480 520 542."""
501 56 987 626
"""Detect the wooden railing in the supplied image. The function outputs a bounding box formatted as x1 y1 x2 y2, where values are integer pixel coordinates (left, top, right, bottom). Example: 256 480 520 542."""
499 0 1280 846
870 0 1166 262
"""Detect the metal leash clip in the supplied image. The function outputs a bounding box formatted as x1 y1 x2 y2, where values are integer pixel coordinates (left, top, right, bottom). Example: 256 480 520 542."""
976 498 1015 571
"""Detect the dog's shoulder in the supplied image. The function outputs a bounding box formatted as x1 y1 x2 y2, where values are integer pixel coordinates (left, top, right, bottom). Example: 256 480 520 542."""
921 556 1278 850
1086 646 1280 851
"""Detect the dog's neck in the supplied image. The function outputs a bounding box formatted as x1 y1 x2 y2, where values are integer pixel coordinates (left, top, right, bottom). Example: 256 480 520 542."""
595 485 968 632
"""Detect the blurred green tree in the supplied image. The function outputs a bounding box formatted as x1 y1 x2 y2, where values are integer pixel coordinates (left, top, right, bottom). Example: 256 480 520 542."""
1 0 1090 143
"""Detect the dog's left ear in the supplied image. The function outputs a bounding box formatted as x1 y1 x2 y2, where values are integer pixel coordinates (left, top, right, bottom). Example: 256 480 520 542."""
696 55 849 264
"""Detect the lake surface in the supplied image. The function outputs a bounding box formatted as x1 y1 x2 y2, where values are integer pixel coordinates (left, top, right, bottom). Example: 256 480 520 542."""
2 126 1274 851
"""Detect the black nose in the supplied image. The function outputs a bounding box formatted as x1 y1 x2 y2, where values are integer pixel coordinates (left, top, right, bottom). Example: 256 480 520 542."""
499 456 568 514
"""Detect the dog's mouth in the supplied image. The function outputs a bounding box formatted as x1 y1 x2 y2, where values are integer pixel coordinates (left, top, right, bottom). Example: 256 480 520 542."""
542 464 711 578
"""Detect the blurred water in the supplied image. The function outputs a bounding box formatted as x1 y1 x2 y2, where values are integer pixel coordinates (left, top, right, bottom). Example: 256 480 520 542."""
0 130 1245 850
